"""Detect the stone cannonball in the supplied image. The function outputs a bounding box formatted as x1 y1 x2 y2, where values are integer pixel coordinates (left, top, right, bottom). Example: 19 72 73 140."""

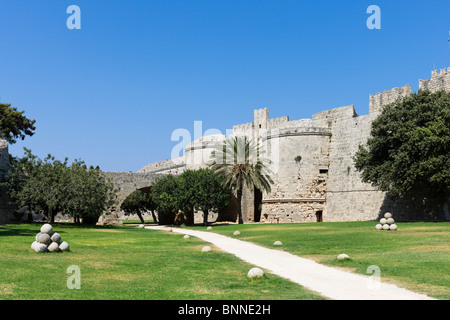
37 233 51 245
384 212 392 219
35 233 42 242
386 218 395 225
138 224 145 228
247 268 264 279
40 223 53 235
233 231 241 236
273 241 283 246
48 242 60 253
382 224 390 230
390 224 398 231
33 243 48 253
207 226 213 230
59 241 70 251
202 246 212 252
183 235 190 239
31 241 38 250
337 254 350 260
380 218 387 225
375 224 383 230
50 232 61 243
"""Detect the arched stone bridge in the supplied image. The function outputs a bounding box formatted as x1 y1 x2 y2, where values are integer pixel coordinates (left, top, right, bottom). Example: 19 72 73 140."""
97 171 165 225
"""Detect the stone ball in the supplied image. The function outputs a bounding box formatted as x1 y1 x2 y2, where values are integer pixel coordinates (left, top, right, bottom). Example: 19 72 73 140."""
233 231 241 236
207 226 213 230
31 241 38 250
166 228 173 232
59 241 70 251
390 224 398 231
247 267 264 279
138 224 145 228
40 223 53 234
379 218 387 225
33 243 48 253
382 224 390 230
37 233 51 245
48 242 60 253
202 246 212 252
35 233 42 242
183 235 190 239
384 212 392 219
386 218 395 225
337 254 350 260
273 241 283 246
50 232 61 243
375 224 383 230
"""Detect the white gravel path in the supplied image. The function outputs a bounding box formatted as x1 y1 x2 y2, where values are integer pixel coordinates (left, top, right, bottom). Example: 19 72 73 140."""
145 225 435 300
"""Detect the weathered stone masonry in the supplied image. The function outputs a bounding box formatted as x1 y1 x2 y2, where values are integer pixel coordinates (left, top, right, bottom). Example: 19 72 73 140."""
138 68 450 223
0 68 449 224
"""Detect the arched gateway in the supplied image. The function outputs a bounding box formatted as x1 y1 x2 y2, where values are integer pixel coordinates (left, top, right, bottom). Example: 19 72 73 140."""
98 172 164 225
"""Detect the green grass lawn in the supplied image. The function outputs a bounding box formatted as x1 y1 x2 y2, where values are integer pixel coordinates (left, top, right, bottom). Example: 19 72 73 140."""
0 223 325 300
2 221 448 300
188 221 450 300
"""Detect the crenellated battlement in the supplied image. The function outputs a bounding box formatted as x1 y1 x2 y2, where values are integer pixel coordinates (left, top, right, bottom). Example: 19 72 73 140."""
369 84 412 114
419 68 450 92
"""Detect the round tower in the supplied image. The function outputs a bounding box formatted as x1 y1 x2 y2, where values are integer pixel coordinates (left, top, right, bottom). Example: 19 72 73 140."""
261 123 331 223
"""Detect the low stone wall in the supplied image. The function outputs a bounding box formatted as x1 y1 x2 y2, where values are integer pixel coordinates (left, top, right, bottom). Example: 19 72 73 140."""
261 200 325 223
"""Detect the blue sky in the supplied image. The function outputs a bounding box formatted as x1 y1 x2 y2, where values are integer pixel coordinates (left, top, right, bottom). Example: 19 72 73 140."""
1 0 449 172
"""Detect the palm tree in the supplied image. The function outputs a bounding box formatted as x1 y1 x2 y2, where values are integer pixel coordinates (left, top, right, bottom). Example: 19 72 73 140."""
208 136 273 224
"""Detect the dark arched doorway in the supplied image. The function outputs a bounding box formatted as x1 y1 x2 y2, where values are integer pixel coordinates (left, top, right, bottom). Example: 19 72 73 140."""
254 189 263 222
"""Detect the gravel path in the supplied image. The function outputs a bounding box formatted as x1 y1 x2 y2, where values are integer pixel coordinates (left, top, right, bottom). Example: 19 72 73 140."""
145 225 435 300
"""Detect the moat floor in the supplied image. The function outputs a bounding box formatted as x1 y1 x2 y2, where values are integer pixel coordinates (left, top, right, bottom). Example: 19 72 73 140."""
144 225 434 300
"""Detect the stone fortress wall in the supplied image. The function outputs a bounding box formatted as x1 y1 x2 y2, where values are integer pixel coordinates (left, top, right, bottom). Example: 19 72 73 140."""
138 68 450 223
0 140 12 224
1 69 448 224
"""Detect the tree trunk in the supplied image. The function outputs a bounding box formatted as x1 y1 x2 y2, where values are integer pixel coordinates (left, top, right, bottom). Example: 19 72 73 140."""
203 209 209 226
137 212 145 224
237 189 243 224
48 208 54 224
150 209 158 224
185 207 194 226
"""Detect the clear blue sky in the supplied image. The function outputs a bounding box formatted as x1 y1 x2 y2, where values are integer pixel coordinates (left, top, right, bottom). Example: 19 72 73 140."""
1 0 449 172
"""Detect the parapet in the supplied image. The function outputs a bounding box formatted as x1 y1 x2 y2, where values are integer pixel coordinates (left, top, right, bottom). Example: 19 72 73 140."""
369 84 411 114
312 105 357 127
137 157 185 174
419 68 450 93
185 134 226 151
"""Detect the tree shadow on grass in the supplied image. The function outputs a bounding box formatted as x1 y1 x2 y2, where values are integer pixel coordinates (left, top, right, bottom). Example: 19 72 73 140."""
379 191 447 222
0 222 122 237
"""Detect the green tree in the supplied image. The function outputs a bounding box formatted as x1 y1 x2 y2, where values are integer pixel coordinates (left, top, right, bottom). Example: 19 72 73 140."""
151 174 179 225
354 90 450 216
175 170 198 225
192 168 232 226
4 148 116 223
121 189 157 224
208 136 273 224
0 102 36 144
64 160 117 224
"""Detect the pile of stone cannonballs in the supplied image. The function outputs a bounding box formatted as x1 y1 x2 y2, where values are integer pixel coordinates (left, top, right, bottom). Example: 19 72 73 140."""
31 223 70 253
375 212 398 231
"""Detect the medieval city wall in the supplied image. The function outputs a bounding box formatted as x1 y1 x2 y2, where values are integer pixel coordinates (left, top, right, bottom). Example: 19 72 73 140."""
0 139 12 224
2 69 449 225
260 127 331 223
322 108 386 221
419 68 450 92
